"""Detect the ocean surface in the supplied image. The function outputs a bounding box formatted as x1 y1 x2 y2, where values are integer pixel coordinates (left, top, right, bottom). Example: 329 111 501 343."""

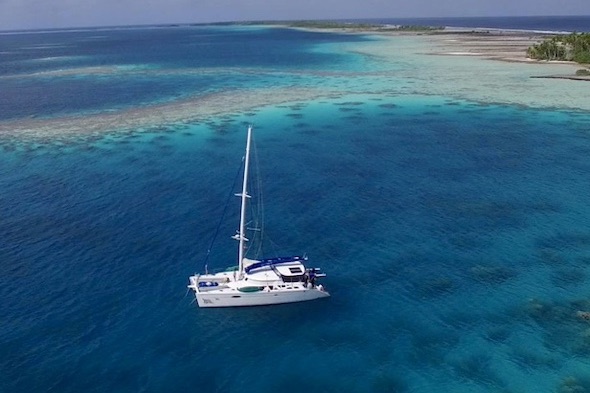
2 16 590 393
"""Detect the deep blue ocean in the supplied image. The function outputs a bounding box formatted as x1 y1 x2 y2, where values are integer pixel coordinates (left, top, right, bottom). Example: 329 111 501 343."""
2 16 590 393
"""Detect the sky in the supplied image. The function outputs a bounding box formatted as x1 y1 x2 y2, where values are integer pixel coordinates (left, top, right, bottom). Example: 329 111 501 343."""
1 0 590 31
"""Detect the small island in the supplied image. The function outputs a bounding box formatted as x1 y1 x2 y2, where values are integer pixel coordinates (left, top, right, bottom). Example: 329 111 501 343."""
284 21 590 79
286 21 445 32
526 32 590 64
526 32 590 79
238 20 446 33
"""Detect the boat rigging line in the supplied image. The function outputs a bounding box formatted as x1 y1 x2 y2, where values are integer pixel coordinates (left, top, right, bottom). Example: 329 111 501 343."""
201 156 245 274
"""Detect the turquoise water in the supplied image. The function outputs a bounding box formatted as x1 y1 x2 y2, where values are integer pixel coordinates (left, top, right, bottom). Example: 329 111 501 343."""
2 24 590 393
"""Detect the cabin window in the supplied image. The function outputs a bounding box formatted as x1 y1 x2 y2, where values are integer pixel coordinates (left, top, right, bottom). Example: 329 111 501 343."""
281 274 305 283
289 267 303 274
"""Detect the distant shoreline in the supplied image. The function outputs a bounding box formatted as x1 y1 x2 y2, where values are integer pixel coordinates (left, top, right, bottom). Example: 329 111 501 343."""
1 22 589 139
271 22 590 81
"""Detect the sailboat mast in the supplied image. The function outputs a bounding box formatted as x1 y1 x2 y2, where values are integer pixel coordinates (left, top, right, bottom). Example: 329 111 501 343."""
237 125 253 275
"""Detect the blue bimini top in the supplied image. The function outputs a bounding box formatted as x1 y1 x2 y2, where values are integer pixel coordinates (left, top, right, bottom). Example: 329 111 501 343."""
244 255 306 274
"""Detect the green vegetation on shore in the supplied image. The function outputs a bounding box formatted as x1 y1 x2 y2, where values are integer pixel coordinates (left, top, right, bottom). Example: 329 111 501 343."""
286 21 382 29
287 21 444 32
235 20 445 32
381 25 445 32
527 33 590 63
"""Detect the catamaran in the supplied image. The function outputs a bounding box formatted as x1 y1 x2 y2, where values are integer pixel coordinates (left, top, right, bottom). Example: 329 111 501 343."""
188 126 329 307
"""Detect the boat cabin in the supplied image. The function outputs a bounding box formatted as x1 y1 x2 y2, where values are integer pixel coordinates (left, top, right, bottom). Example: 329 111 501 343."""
274 262 307 282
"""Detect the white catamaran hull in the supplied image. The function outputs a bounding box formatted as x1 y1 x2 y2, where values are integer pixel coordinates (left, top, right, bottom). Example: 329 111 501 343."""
188 126 330 308
195 287 330 308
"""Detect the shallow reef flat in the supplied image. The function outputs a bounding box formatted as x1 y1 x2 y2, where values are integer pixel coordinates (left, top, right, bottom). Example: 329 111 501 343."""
1 28 589 140
0 87 334 139
347 32 590 112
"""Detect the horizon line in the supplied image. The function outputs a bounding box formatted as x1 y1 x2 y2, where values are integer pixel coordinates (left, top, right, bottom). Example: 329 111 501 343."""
2 14 590 34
